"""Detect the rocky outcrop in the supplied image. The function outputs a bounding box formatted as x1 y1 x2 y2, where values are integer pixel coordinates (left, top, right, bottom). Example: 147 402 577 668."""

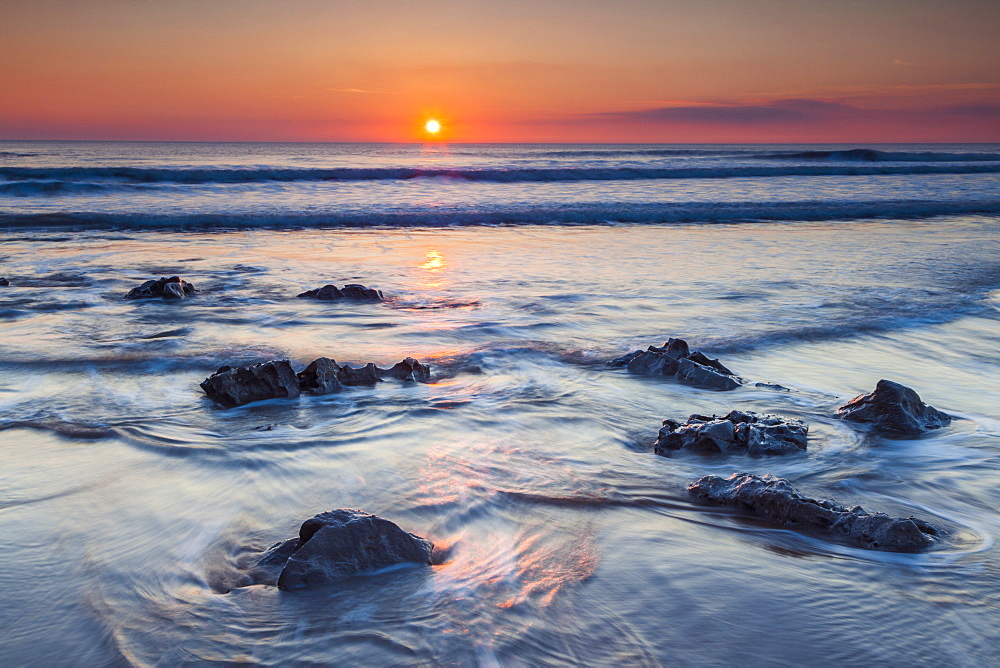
297 283 384 302
203 356 432 406
255 509 433 589
610 337 740 391
124 276 196 300
200 360 301 407
296 357 345 394
656 411 808 456
688 472 939 551
836 379 951 435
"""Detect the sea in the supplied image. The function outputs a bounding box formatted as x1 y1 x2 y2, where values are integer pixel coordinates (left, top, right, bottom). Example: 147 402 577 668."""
1 141 999 665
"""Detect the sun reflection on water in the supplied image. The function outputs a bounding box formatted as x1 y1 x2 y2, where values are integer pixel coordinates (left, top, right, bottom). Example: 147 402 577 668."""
420 250 445 271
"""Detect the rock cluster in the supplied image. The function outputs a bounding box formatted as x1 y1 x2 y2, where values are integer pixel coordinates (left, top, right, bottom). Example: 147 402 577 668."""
836 379 951 435
256 509 434 590
201 356 430 407
655 410 808 456
297 283 384 302
611 337 740 391
124 276 196 300
688 472 939 551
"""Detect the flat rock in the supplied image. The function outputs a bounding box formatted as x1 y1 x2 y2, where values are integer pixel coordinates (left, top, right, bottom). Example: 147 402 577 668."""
656 410 807 456
611 337 741 391
255 509 433 589
836 379 951 435
200 360 301 407
297 283 384 302
124 276 196 300
688 472 939 551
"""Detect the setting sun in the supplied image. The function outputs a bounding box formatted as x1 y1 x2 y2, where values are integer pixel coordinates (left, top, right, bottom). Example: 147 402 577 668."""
425 119 441 134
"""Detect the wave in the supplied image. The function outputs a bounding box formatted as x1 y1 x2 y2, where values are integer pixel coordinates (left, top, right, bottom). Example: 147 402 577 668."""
2 162 1000 188
763 148 1000 162
2 200 998 230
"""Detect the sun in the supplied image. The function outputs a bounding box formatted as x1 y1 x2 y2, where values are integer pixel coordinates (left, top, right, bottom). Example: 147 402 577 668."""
425 119 441 134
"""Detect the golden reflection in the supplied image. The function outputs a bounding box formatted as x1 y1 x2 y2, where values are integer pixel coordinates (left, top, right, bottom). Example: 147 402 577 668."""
420 249 445 271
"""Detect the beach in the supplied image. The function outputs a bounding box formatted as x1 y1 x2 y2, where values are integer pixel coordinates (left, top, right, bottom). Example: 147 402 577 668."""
1 142 999 664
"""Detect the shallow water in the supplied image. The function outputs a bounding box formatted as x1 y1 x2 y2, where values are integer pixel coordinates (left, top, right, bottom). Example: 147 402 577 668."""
2 219 999 665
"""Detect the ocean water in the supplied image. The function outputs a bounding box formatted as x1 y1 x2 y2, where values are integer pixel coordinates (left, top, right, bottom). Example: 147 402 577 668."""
1 141 999 665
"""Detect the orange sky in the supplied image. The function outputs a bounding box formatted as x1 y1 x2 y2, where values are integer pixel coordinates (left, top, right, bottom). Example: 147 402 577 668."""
2 0 999 142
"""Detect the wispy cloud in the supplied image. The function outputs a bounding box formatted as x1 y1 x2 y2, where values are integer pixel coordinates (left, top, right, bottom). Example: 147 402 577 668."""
326 87 398 94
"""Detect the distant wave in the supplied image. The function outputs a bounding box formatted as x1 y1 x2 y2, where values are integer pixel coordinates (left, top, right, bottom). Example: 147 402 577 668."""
3 200 998 229
2 162 1000 189
762 148 1000 162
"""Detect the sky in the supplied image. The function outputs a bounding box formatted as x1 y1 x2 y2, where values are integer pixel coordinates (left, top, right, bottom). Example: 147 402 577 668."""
2 0 999 142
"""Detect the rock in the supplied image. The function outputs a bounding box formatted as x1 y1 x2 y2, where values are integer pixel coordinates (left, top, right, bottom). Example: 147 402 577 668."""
297 283 384 302
297 357 345 395
340 362 382 386
676 357 741 391
382 357 431 383
655 410 807 456
612 337 740 390
0 277 8 286
836 379 951 435
256 509 433 589
688 472 939 551
200 360 301 407
124 276 196 300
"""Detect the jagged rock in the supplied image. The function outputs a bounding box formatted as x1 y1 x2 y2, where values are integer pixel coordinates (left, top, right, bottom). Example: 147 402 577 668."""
297 357 345 394
297 283 384 302
382 357 431 382
677 357 741 391
611 337 740 391
200 360 300 407
255 509 433 589
656 410 807 456
124 276 196 300
340 362 382 386
0 277 8 287
836 379 951 435
688 472 939 551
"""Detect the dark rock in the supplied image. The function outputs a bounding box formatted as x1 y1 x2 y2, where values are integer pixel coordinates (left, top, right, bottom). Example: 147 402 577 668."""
124 276 196 300
0 277 8 286
381 357 431 383
676 357 741 391
612 337 740 390
609 350 644 367
341 284 384 301
256 509 433 589
655 410 807 456
627 350 680 376
340 362 382 386
200 360 301 407
298 283 384 302
836 379 951 435
297 357 345 394
688 472 939 551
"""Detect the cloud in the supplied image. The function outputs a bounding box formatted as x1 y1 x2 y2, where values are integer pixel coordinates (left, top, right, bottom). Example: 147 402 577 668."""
585 97 1000 127
326 87 398 94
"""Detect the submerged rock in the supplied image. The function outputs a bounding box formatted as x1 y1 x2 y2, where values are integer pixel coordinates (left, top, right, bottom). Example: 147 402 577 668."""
611 337 741 391
0 277 8 287
688 472 939 551
655 410 808 456
836 379 951 435
124 276 196 300
297 283 384 302
200 360 301 407
255 509 434 590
